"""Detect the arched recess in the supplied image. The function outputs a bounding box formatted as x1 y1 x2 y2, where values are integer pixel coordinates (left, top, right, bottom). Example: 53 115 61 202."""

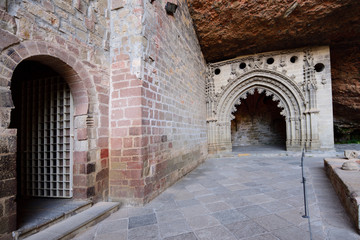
0 41 101 200
207 70 312 153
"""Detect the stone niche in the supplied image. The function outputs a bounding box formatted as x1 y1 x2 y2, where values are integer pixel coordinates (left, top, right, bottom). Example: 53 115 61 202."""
206 46 334 153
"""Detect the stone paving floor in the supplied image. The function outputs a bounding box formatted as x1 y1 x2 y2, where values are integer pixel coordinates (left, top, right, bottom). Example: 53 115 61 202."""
74 155 360 240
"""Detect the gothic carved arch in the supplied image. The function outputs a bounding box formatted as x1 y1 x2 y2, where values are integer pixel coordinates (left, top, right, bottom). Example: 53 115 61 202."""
207 69 307 153
215 70 305 123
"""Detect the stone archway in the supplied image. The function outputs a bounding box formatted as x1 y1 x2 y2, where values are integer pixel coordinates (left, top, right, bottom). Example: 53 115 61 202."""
207 68 321 153
0 41 103 206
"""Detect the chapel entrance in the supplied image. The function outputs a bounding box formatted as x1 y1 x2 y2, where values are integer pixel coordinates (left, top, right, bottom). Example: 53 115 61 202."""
231 90 286 149
10 61 74 228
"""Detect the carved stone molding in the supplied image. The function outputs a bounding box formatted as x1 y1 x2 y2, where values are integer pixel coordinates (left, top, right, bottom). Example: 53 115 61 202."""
206 47 327 153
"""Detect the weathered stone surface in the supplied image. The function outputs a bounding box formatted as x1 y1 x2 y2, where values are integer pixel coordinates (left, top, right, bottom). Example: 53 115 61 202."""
341 161 360 171
187 0 360 63
4 197 16 215
331 46 360 142
325 158 360 233
344 150 360 160
0 179 16 199
0 89 13 108
0 29 19 52
0 154 16 181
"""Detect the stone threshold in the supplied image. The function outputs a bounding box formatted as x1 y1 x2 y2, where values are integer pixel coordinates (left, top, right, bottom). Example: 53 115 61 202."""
324 158 360 234
14 199 93 240
19 202 120 240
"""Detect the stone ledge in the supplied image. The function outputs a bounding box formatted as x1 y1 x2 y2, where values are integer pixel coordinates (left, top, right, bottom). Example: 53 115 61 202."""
23 202 121 240
324 158 360 234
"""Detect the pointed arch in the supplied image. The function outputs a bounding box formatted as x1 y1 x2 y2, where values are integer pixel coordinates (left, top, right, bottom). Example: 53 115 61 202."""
208 69 308 152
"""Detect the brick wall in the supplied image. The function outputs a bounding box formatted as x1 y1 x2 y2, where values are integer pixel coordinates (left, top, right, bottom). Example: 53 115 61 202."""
109 0 207 204
0 1 111 237
141 0 207 202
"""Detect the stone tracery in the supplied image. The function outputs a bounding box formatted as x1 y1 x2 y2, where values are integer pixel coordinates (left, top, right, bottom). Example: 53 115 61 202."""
206 48 329 153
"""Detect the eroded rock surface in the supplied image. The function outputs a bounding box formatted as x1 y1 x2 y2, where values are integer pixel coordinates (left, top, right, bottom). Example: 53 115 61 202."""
187 0 360 62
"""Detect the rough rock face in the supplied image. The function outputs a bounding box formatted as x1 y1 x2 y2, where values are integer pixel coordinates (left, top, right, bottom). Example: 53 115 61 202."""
187 0 360 62
331 46 360 142
188 0 360 142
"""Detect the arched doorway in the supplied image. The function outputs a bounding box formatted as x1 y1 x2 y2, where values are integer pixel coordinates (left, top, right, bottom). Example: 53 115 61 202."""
0 41 105 237
231 90 286 149
10 61 73 199
207 70 311 153
10 60 75 229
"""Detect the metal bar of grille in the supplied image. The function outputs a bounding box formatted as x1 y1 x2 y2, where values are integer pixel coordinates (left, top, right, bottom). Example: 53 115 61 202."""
21 76 73 198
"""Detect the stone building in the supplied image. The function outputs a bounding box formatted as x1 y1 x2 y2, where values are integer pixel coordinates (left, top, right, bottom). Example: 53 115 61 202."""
0 0 359 239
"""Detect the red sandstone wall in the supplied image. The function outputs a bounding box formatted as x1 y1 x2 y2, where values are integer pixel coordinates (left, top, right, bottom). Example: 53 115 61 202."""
331 46 360 142
141 0 207 202
109 0 207 204
0 1 110 237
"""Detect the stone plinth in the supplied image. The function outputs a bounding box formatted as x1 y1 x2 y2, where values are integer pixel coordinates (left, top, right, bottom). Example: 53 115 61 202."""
324 158 360 234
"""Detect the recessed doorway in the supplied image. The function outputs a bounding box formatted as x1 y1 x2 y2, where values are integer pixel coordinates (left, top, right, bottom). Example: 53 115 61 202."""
231 90 286 150
10 60 75 232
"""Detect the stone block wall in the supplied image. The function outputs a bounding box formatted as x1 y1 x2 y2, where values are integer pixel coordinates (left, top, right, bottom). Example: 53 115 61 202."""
109 0 207 204
324 158 360 233
0 1 111 237
0 129 16 240
141 0 207 202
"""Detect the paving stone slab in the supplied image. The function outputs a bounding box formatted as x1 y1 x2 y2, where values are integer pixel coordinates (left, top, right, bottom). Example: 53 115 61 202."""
195 225 237 240
128 213 157 229
163 232 198 240
128 224 159 240
158 219 192 238
224 220 268 239
212 209 249 225
155 209 184 223
186 214 221 230
253 214 293 231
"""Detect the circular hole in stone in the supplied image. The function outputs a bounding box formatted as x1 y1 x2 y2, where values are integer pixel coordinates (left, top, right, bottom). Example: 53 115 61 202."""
239 62 246 69
214 68 221 75
314 63 325 72
266 57 274 65
290 56 298 63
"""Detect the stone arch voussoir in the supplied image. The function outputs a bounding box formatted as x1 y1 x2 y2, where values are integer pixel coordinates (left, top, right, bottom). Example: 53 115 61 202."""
0 40 98 120
0 40 101 199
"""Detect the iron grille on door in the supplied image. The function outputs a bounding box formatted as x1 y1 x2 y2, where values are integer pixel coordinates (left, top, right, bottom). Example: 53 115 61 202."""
20 76 73 198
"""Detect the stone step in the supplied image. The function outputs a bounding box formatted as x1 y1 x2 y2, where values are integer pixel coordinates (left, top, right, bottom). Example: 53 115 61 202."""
14 200 93 240
21 202 121 240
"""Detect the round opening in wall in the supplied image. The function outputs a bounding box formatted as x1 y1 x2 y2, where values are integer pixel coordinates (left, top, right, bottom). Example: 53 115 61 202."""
266 58 274 65
290 56 298 63
239 62 246 69
214 68 221 75
314 63 325 72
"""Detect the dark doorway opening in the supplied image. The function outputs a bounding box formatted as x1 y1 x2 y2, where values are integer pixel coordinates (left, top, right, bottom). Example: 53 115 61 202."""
231 90 286 150
10 61 81 234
